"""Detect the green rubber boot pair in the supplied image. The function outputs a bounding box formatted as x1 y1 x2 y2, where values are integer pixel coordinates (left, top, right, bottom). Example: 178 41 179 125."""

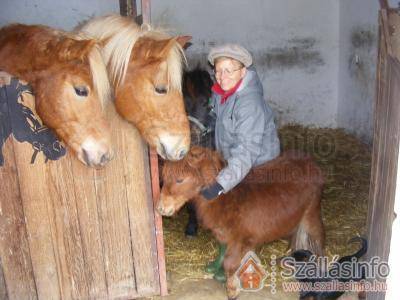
205 244 227 283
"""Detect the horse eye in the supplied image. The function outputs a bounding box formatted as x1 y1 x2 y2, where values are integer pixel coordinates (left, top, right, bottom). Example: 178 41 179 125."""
74 86 89 97
155 86 168 95
176 178 184 184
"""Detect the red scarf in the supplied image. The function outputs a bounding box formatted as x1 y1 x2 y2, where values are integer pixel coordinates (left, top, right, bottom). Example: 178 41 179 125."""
212 79 243 105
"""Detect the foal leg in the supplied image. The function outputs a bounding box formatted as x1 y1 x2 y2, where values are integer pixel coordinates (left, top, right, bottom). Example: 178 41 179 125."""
185 201 199 237
302 197 325 257
223 243 253 300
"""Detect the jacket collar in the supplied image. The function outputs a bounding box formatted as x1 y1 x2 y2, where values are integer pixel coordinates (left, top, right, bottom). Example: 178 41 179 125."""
212 79 243 105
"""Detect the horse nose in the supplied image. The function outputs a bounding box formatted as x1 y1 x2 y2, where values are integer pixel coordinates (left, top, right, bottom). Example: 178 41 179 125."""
156 202 164 214
158 134 189 161
178 149 187 159
80 137 113 167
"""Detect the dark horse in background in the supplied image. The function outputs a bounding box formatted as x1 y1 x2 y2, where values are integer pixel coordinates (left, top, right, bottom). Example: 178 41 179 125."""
182 66 214 237
0 76 66 166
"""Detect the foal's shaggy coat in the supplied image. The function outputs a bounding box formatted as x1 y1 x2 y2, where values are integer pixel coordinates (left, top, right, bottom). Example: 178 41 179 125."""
158 146 325 299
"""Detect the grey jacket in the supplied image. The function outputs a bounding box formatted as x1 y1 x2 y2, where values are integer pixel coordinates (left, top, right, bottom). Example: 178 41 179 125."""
210 68 280 192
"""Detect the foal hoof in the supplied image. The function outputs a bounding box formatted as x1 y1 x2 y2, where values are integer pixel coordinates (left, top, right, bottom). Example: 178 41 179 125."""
227 298 237 300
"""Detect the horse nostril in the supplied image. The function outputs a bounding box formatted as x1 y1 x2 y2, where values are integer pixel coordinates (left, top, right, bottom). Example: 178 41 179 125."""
82 149 91 166
178 149 187 159
160 142 167 159
100 154 108 165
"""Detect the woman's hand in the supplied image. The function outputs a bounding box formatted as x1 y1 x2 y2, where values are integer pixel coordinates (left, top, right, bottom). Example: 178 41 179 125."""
201 182 224 200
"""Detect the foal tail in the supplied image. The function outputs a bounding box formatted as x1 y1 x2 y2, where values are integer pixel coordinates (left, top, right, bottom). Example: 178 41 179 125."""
291 221 324 257
291 187 325 257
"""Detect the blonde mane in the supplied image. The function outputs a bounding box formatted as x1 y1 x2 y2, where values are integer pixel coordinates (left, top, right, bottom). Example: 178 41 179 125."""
78 14 186 92
68 31 111 109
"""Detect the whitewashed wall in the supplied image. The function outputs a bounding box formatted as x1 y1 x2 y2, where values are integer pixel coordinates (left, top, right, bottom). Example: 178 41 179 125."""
151 0 380 143
0 0 381 142
0 0 119 30
151 0 340 129
338 0 379 143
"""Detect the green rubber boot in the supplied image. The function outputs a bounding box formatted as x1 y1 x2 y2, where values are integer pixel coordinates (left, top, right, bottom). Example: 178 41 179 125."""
205 244 227 274
213 267 226 283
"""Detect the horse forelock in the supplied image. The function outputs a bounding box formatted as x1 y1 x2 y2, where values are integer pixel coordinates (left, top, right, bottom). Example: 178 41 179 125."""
87 44 111 109
78 14 186 91
163 159 197 183
166 43 185 93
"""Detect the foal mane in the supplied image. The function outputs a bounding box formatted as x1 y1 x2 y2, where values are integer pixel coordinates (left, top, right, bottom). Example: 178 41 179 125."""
163 146 224 186
78 14 186 91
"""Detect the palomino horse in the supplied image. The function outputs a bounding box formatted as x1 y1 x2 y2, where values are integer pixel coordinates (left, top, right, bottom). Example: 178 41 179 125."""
0 24 113 167
78 15 191 160
157 146 325 299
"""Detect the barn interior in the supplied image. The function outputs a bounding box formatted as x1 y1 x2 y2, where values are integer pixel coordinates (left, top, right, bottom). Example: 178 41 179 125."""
0 1 398 300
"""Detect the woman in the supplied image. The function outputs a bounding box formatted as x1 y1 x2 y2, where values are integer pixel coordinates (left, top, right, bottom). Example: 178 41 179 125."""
202 43 281 281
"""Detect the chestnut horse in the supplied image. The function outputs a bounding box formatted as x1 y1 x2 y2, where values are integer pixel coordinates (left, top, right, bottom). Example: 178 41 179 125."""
78 15 191 160
158 146 325 299
0 23 112 167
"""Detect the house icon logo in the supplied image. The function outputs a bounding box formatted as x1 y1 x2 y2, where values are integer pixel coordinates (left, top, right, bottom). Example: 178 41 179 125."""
235 251 267 292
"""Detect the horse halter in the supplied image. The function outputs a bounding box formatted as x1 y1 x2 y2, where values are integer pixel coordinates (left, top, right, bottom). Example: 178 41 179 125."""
188 115 212 137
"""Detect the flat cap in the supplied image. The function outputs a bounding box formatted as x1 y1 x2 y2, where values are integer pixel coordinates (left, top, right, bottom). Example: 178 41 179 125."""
208 43 253 67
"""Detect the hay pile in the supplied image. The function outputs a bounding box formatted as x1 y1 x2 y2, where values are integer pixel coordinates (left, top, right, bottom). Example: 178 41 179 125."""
162 125 371 282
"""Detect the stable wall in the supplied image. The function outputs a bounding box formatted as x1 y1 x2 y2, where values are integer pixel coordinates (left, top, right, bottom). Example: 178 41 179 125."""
151 0 380 143
338 0 379 143
0 0 382 143
0 0 118 30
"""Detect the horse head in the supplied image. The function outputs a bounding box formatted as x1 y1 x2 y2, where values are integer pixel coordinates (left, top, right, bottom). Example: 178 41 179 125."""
158 146 224 216
183 66 214 148
78 15 191 161
0 24 113 167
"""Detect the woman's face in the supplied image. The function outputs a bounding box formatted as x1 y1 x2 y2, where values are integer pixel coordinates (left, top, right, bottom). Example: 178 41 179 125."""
214 58 246 91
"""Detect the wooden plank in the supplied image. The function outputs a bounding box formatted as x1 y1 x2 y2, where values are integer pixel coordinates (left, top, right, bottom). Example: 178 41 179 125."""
150 149 168 296
367 14 388 260
45 155 90 299
11 141 61 300
69 159 108 299
94 104 137 299
0 258 8 300
367 12 400 300
0 138 37 299
141 0 151 24
0 78 37 299
123 126 160 296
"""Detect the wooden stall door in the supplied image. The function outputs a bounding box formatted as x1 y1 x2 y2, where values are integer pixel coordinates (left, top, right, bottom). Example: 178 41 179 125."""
0 74 161 299
367 9 400 300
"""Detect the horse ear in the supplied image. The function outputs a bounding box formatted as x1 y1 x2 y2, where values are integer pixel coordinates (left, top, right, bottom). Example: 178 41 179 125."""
56 38 96 62
186 147 221 184
186 146 206 168
175 35 192 49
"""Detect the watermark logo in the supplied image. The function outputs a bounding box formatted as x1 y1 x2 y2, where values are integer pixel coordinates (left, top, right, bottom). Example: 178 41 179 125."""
234 251 268 292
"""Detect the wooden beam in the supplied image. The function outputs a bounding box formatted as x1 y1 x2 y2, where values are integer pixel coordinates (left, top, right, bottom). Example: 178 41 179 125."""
141 0 151 24
150 149 168 296
119 0 137 17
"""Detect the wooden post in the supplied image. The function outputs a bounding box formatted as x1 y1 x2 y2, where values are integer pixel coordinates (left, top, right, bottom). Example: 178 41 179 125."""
141 0 151 24
379 0 389 10
119 0 137 17
149 149 168 296
142 0 166 296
